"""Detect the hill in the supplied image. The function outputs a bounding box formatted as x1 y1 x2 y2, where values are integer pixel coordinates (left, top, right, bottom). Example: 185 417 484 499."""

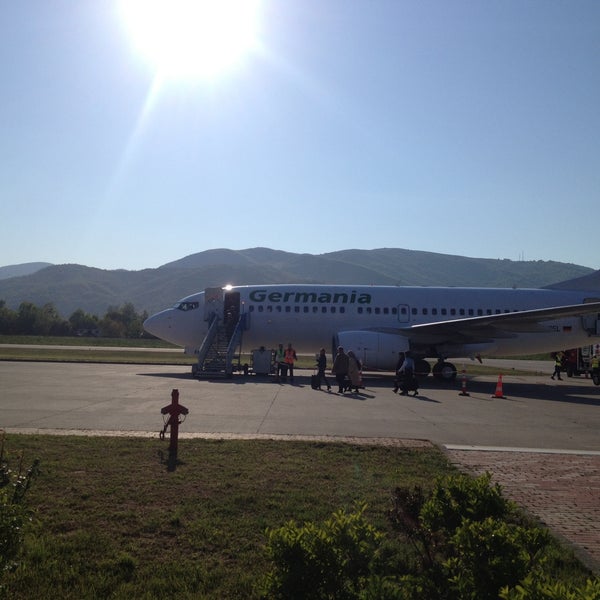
0 248 595 317
0 262 52 280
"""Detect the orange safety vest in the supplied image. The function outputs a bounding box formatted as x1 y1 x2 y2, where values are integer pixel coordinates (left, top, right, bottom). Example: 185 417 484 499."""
284 348 296 364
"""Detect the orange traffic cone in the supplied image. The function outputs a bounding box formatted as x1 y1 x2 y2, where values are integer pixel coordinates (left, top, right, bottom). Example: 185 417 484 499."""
491 374 506 399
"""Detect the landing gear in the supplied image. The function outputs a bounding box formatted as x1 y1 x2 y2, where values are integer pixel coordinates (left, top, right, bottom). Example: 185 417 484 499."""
432 360 457 381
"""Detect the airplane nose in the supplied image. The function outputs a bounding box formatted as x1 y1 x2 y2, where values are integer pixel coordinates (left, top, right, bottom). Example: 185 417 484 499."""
143 310 173 340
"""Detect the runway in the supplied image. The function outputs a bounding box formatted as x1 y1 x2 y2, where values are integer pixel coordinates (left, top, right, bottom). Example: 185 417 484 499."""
1 360 599 571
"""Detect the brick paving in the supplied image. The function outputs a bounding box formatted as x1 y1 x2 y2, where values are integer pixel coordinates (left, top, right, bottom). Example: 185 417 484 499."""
445 448 600 574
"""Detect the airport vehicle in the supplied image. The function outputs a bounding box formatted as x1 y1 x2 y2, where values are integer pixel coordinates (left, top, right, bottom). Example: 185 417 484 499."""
559 346 591 377
143 284 600 379
558 344 600 383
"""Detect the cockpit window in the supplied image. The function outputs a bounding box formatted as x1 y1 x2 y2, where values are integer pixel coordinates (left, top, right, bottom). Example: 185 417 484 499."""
174 301 199 311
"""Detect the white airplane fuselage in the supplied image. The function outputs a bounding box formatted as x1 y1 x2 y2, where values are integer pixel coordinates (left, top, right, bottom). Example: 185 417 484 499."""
143 284 600 371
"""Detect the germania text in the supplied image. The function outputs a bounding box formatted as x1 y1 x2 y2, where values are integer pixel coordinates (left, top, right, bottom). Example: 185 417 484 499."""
248 289 372 304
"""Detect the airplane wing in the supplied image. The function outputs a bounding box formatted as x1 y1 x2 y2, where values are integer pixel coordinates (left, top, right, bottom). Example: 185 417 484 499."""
396 301 600 346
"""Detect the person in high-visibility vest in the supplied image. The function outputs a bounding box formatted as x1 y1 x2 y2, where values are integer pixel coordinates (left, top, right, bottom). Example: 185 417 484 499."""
275 343 286 382
591 354 599 377
284 343 297 383
551 352 563 381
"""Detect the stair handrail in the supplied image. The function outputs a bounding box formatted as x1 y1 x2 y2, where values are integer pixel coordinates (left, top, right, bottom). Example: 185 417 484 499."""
225 313 246 375
195 313 220 370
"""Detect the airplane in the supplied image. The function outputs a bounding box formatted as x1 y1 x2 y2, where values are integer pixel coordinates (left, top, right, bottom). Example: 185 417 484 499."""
143 282 600 380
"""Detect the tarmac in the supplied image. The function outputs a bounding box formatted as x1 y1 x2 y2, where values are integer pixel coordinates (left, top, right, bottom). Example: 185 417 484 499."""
1 359 599 573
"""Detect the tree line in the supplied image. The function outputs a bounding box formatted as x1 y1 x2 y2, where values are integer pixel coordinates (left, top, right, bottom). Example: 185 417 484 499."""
0 300 150 338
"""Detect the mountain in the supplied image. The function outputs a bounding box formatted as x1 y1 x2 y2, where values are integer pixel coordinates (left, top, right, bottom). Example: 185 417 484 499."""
0 262 52 280
0 248 596 318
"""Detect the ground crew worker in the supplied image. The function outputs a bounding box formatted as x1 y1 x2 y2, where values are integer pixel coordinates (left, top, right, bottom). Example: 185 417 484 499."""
284 343 297 383
551 352 563 381
591 354 599 377
275 343 286 382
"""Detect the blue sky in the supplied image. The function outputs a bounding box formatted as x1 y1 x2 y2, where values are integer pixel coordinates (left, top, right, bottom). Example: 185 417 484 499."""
1 1 599 271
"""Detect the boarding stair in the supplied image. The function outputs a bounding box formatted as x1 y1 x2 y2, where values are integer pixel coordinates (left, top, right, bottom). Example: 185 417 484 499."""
192 314 246 378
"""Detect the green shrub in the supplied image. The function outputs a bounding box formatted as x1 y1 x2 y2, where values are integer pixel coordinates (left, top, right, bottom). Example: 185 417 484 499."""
0 434 39 589
445 517 549 600
500 573 600 599
261 503 383 599
420 471 514 536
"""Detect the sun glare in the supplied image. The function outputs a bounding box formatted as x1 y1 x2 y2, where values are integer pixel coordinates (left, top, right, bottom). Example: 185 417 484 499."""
120 0 261 81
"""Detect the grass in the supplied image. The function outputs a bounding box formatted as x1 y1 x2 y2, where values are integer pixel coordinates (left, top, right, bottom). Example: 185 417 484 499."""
2 435 593 598
0 335 551 375
2 435 457 599
0 335 176 348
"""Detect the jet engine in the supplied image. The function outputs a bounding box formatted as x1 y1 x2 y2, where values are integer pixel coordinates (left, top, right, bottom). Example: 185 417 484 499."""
334 331 409 370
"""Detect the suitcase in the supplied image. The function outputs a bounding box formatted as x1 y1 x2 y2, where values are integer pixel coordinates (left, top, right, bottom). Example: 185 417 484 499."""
395 373 419 396
311 374 320 390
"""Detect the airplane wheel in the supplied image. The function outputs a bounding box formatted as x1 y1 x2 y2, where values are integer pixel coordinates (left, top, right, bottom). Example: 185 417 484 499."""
432 361 457 381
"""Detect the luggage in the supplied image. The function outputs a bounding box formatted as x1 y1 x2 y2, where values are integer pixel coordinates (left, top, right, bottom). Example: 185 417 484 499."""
311 373 320 390
394 373 419 396
400 375 419 396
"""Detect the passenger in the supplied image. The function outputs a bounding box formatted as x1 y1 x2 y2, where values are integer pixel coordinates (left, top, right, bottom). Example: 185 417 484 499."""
284 343 297 383
393 352 405 393
331 346 349 393
347 351 362 393
397 351 418 396
315 348 331 391
551 352 563 381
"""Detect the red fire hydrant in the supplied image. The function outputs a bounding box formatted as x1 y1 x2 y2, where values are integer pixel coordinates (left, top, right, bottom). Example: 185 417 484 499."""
160 389 189 455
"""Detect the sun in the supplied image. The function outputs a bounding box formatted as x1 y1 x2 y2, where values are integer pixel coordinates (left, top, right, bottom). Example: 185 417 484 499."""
120 0 261 81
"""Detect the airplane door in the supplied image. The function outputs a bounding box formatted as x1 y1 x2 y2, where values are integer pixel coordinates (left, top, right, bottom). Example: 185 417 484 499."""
224 291 241 325
397 304 410 324
204 287 224 321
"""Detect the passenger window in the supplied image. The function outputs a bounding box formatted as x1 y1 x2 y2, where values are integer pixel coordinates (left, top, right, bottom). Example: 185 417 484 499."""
477 309 483 316
358 307 363 314
312 306 318 313
375 307 380 314
432 308 438 315
303 306 309 313
322 306 327 313
258 306 264 313
459 308 465 316
285 306 291 313
267 306 272 312
340 307 345 314
468 309 474 316
441 308 447 315
294 306 300 313
422 308 428 315
450 308 456 316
